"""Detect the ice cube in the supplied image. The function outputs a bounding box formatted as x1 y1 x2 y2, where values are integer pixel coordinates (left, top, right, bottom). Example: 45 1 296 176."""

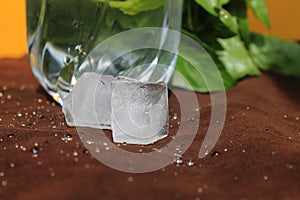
62 74 169 145
111 77 169 144
62 73 113 129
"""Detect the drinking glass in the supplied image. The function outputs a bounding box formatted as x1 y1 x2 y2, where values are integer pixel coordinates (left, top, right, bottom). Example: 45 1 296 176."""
26 0 183 104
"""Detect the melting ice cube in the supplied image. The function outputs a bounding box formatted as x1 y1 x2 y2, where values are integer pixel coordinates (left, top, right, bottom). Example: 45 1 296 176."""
62 73 113 129
111 77 168 144
62 73 169 145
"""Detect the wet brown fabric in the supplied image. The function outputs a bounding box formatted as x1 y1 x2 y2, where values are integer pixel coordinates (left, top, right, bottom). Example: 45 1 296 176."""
0 57 299 200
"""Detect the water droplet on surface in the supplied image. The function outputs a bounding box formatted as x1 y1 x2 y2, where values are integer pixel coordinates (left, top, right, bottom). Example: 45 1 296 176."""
211 151 221 157
173 113 178 120
128 177 134 182
31 147 39 154
7 134 14 139
197 187 203 194
173 154 183 166
50 172 56 177
296 117 300 121
186 158 194 167
0 172 4 177
10 163 15 168
286 164 294 169
73 150 78 157
263 176 268 181
7 95 12 100
2 181 7 186
83 149 89 155
242 149 246 153
61 133 73 143
283 115 288 119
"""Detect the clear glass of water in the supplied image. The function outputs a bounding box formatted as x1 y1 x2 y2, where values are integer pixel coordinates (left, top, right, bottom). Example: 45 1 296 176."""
26 0 183 104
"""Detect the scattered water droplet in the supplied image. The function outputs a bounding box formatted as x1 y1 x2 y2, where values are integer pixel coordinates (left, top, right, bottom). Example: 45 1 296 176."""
173 154 183 166
10 162 15 168
17 112 22 117
211 151 221 157
31 147 39 154
128 177 134 182
224 148 228 152
61 133 73 143
263 176 268 181
83 149 89 155
0 172 4 177
186 158 194 167
7 95 12 100
242 149 246 153
286 163 294 169
7 134 14 139
197 187 203 194
50 172 56 177
2 181 7 186
195 108 200 112
173 113 178 120
73 150 78 157
283 115 288 119
296 117 299 121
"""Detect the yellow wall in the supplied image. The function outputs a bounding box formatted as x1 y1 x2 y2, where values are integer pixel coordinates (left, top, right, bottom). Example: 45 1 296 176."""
0 0 299 58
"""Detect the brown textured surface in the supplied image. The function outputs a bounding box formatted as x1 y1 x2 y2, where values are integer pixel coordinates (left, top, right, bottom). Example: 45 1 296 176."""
0 57 299 200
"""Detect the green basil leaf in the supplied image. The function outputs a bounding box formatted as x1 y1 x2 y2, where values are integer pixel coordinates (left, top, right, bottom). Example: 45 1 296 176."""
103 0 165 15
249 33 300 78
246 0 271 28
217 35 260 80
194 0 229 16
219 8 238 33
171 42 236 93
